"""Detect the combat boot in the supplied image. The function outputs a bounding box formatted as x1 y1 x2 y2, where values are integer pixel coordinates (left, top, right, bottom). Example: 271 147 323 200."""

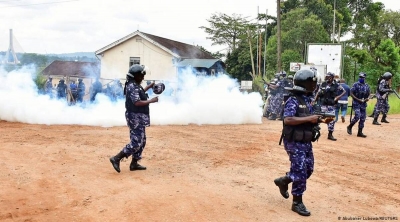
110 151 127 173
274 175 292 199
327 131 337 141
372 116 381 125
357 128 367 138
268 114 277 120
292 195 311 216
263 111 270 118
347 123 355 135
381 114 389 123
130 159 147 171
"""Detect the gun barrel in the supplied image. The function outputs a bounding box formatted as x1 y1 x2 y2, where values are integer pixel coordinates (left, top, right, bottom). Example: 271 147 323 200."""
393 90 400 99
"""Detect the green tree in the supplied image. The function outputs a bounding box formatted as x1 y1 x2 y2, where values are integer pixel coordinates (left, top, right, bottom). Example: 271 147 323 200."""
199 13 249 52
266 8 330 77
380 10 400 46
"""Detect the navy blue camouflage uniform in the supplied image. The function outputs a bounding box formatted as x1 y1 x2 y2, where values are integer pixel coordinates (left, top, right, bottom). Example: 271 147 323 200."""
350 82 370 129
373 79 390 118
283 95 315 196
123 82 150 160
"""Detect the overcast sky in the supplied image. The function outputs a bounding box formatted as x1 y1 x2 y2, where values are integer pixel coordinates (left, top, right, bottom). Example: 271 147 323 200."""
0 0 399 55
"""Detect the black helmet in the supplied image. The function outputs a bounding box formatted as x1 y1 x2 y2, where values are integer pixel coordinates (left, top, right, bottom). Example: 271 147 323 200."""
359 72 367 78
78 78 83 82
290 69 317 92
382 72 392 80
153 83 165 94
127 64 146 78
280 71 287 77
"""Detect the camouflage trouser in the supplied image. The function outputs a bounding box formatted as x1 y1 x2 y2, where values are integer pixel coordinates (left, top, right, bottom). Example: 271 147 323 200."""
283 140 314 196
270 93 283 115
350 102 367 129
267 94 276 114
373 98 390 117
122 114 147 160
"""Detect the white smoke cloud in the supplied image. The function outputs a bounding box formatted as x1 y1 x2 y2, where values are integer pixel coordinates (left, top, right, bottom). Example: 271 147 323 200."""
0 66 263 127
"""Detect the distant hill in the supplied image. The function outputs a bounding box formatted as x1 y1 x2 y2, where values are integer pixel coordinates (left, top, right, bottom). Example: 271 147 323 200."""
46 52 97 59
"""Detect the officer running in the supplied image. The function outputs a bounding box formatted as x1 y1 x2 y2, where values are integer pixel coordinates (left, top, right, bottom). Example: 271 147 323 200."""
274 69 333 217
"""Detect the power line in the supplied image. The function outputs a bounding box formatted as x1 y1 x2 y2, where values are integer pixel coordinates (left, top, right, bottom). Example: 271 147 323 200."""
0 0 79 8
0 0 21 2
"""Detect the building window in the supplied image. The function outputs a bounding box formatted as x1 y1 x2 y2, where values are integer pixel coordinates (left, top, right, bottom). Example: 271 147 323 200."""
129 57 140 67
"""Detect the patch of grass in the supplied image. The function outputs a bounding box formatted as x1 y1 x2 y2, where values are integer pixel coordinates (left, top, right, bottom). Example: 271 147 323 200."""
365 94 400 114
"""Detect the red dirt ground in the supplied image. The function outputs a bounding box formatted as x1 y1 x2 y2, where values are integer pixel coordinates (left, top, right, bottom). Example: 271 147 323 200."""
1 115 399 222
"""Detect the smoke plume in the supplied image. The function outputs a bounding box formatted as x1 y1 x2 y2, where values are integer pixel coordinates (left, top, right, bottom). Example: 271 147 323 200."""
0 66 263 127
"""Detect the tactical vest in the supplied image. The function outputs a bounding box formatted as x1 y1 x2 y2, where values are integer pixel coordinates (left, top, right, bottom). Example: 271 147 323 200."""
282 95 315 143
125 82 149 114
353 82 369 100
377 79 389 96
318 82 338 105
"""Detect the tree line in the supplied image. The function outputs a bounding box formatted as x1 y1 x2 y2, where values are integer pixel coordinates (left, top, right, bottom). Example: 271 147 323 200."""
200 0 400 93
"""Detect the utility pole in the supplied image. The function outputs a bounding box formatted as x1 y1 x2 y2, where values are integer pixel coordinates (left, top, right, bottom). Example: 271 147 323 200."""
256 6 259 76
276 0 282 71
332 0 336 43
263 9 268 79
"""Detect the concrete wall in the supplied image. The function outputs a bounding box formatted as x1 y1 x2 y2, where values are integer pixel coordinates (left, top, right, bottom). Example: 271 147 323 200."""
98 35 178 83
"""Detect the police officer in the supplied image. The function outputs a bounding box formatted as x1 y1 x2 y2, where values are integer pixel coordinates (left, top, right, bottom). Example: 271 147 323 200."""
274 69 331 216
69 80 78 103
372 72 393 125
90 78 103 102
313 72 345 141
56 79 67 99
110 64 158 173
347 72 371 137
286 75 294 88
45 77 53 98
77 78 85 103
268 72 286 120
264 79 278 118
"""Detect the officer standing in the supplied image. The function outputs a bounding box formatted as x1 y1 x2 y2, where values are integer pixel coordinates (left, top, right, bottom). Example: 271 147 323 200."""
313 72 345 141
268 72 286 120
372 72 393 125
56 79 67 99
77 78 86 103
274 69 331 216
265 79 278 118
90 78 103 102
45 77 53 98
69 80 78 103
347 72 371 137
110 64 158 173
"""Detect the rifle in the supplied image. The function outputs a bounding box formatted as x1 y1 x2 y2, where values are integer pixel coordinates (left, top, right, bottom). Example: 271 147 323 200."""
391 90 400 99
312 104 336 119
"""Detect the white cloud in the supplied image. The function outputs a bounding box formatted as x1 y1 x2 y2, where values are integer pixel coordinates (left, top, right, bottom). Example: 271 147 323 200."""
0 0 273 54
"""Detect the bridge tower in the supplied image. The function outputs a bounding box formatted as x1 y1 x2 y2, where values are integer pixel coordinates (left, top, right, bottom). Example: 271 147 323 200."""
4 29 20 64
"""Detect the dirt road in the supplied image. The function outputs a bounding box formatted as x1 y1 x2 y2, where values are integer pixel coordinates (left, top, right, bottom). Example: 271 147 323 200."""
1 115 399 222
